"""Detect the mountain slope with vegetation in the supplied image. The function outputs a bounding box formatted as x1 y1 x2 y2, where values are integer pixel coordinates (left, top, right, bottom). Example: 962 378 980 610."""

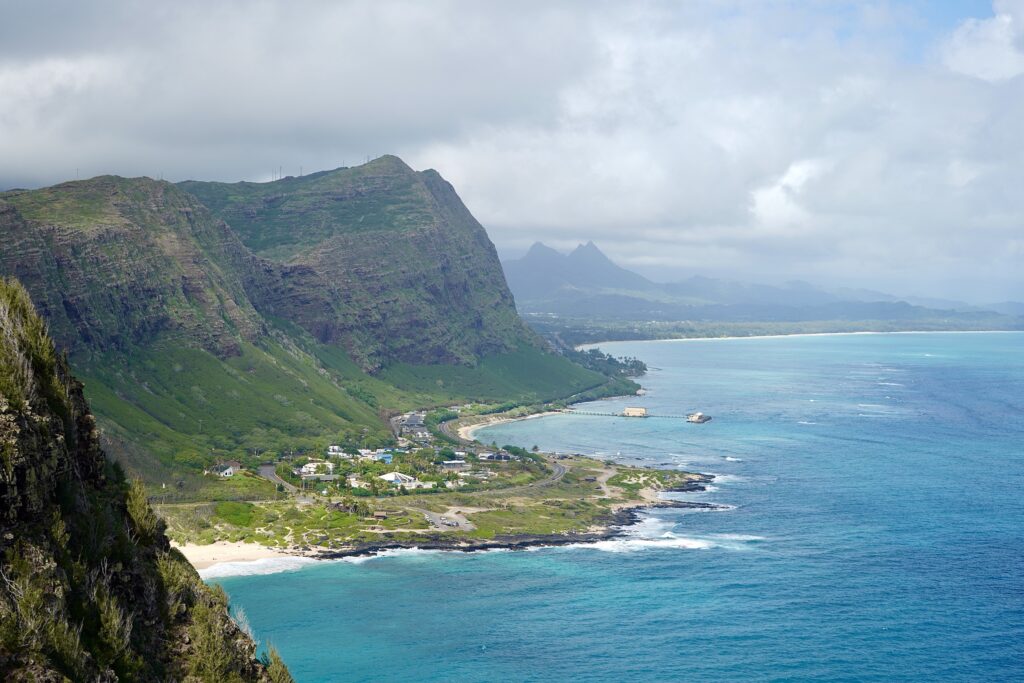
0 278 291 681
0 161 611 495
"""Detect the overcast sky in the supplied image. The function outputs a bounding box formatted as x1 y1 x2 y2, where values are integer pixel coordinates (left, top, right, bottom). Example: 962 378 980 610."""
1 1 1022 302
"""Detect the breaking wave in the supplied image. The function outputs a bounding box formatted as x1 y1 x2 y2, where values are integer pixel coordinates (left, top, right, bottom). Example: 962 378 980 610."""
199 556 319 579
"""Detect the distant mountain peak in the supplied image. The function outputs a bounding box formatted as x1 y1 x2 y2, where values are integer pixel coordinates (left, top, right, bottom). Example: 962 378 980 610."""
524 241 562 259
503 239 656 299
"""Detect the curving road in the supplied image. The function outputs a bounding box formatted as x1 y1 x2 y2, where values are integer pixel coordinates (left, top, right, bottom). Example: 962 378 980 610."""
258 463 297 494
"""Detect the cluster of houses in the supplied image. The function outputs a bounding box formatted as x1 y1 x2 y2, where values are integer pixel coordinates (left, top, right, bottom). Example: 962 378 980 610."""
398 412 431 441
326 445 396 464
346 471 436 491
205 404 525 494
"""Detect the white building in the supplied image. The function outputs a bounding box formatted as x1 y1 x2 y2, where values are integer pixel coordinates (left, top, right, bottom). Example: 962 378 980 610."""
301 460 335 476
378 471 434 489
379 471 416 485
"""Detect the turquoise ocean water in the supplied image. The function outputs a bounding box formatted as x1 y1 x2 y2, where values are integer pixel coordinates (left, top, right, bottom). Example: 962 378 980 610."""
210 332 1024 681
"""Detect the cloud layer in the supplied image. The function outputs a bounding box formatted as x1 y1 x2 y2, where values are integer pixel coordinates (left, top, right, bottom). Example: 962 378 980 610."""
1 1 1022 301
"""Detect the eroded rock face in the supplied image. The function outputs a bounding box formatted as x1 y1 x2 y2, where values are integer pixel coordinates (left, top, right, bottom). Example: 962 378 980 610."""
0 279 282 681
2 157 535 373
182 156 535 370
0 180 264 359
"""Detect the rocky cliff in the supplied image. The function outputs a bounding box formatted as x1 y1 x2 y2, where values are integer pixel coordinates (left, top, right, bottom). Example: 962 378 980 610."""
0 278 290 681
182 155 534 369
0 178 264 359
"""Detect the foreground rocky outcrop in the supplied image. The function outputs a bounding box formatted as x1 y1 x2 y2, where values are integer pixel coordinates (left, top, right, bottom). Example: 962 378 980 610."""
0 278 291 681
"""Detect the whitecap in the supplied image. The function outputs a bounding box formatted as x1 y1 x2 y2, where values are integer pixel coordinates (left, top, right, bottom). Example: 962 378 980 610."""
569 527 763 554
340 547 445 564
724 456 742 462
580 536 717 553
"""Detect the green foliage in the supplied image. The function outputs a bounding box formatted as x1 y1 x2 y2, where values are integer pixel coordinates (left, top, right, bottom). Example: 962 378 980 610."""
0 285 292 681
187 592 245 682
380 344 605 404
0 278 68 420
215 501 255 527
127 478 162 543
78 339 389 495
180 157 437 258
265 645 295 683
562 347 647 378
0 544 85 678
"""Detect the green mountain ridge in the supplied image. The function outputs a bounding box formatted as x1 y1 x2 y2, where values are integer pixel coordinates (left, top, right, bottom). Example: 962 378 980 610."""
0 160 607 495
181 155 532 370
0 278 290 681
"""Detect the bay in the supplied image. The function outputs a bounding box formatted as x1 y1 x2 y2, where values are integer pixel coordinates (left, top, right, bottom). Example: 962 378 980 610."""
212 332 1024 681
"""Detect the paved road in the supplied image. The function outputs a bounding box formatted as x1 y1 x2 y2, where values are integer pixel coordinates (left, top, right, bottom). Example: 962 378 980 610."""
258 463 297 494
473 458 567 498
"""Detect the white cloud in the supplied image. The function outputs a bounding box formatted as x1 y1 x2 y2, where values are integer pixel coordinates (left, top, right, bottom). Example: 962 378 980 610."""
750 159 829 233
0 1 1021 301
943 0 1024 81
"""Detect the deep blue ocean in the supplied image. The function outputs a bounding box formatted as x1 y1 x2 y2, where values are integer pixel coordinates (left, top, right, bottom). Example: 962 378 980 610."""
210 332 1024 681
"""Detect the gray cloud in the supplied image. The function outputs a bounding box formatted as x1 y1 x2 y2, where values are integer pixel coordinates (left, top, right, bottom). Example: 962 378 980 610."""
1 1 1021 302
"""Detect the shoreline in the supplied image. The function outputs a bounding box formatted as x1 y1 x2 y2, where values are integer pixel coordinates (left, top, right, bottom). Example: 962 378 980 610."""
577 328 1023 350
180 475 718 573
457 409 563 441
173 540 310 570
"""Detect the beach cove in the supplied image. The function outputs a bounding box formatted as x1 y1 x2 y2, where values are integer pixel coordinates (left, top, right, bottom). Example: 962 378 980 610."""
206 332 1024 682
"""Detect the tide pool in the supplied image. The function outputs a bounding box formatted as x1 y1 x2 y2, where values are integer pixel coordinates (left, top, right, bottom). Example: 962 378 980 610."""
213 332 1024 681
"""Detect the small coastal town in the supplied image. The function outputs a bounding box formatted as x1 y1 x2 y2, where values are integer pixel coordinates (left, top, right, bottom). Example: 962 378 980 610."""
203 409 529 498
161 405 714 563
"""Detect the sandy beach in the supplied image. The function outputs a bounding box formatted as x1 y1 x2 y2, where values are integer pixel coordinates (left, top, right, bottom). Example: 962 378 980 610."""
457 410 563 441
173 540 298 570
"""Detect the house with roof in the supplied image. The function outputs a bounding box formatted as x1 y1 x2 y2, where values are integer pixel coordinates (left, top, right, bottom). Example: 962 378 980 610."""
300 460 335 476
327 445 351 458
206 460 243 477
479 452 515 461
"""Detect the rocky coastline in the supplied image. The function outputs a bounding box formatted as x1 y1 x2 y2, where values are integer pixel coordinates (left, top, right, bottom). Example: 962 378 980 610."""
314 493 725 561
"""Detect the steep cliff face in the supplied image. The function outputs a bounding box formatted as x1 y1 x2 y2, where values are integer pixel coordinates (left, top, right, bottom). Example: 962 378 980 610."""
181 156 534 369
0 279 289 681
0 178 264 359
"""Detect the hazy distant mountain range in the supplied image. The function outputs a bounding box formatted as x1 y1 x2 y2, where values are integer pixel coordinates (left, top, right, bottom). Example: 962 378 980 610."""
503 242 1024 325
